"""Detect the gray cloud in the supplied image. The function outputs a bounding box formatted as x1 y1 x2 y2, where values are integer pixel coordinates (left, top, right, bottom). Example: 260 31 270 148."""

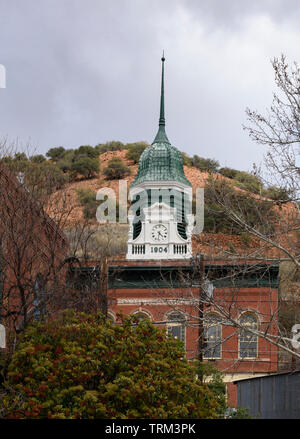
0 0 300 172
181 0 300 28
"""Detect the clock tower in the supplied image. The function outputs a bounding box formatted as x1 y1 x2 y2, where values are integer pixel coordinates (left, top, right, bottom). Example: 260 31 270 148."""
126 55 194 260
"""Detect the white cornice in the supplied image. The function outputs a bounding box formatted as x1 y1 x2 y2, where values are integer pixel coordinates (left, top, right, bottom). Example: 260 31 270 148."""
117 298 197 305
129 181 193 197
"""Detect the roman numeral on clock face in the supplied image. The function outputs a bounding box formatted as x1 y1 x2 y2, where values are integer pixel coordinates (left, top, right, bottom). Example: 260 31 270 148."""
151 224 168 242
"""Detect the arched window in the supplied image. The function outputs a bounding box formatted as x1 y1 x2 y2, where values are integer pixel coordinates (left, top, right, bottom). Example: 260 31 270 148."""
132 310 152 322
166 311 186 344
107 312 116 324
239 313 258 358
203 314 222 359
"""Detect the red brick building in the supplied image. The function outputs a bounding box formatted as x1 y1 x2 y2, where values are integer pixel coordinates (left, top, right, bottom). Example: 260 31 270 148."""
106 258 279 406
68 256 279 407
0 162 68 344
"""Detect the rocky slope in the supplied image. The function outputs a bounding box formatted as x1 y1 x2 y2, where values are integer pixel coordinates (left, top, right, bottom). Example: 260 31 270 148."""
47 149 298 262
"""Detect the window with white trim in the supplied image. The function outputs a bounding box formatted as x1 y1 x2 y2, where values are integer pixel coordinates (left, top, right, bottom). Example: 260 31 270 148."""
133 312 151 321
203 314 222 359
239 313 258 358
166 311 185 344
107 312 116 323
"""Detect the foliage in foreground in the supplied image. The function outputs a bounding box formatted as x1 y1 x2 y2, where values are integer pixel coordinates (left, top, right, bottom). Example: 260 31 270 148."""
1 311 220 419
195 362 227 417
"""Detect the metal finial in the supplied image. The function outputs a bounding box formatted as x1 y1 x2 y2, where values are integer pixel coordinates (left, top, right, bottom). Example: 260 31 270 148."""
152 53 170 145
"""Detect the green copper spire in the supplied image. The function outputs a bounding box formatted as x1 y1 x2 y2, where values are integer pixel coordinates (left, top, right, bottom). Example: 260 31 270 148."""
152 53 170 145
130 54 192 188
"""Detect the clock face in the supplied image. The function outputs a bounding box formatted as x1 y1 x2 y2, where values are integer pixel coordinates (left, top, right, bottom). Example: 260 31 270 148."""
151 224 168 242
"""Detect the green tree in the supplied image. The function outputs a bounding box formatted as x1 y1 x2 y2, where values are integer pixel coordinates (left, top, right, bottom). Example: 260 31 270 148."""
25 161 69 195
1 311 220 419
125 142 149 164
56 150 75 174
0 156 68 196
195 362 227 418
46 147 66 161
103 158 131 180
233 171 262 195
219 167 263 195
263 185 294 202
1 153 28 174
76 189 98 219
219 167 239 179
203 178 275 235
181 152 193 166
192 155 219 173
71 157 99 179
14 152 28 162
95 141 125 155
30 154 46 163
77 188 120 221
75 145 99 159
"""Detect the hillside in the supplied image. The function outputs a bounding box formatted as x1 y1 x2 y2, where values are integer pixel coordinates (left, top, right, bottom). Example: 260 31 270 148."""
50 149 246 225
45 148 299 266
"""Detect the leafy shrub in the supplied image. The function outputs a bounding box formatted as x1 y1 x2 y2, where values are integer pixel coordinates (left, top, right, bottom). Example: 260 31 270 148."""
25 161 69 194
103 158 131 180
1 311 220 419
1 153 29 175
233 171 262 195
192 155 219 173
125 142 149 164
77 189 120 221
46 146 100 181
14 152 28 162
263 185 294 202
195 362 227 418
1 156 68 195
46 147 66 161
76 189 98 219
71 157 99 179
95 141 125 155
75 145 99 159
56 150 75 173
203 178 276 235
219 168 263 195
218 167 239 179
29 155 46 163
181 152 193 166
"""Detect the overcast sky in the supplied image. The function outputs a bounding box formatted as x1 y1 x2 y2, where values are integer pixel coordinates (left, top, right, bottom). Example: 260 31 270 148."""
1 0 300 171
